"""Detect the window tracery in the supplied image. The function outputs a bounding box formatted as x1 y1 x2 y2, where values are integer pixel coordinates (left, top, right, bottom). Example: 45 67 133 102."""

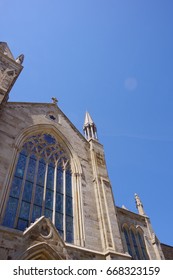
122 225 148 260
2 133 73 243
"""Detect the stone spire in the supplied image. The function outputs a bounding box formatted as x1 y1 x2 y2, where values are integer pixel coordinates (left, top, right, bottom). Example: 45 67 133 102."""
83 111 98 140
135 193 146 216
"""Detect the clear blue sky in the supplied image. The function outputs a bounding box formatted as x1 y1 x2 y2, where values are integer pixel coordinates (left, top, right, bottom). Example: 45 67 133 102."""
1 0 173 246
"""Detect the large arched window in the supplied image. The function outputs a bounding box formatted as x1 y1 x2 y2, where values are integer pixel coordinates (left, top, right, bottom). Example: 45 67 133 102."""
2 133 73 243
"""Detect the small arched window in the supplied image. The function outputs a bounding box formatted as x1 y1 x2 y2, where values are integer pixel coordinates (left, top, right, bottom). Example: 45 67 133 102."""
2 133 73 243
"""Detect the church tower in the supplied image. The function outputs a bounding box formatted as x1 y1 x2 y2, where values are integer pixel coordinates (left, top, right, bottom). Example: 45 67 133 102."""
83 112 126 259
0 42 24 105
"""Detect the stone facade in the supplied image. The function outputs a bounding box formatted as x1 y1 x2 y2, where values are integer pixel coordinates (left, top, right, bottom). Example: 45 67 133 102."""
0 43 171 260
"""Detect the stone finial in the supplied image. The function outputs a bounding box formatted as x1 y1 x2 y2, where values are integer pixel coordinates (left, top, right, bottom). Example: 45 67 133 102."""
52 97 58 105
83 111 98 141
135 193 146 216
15 54 24 65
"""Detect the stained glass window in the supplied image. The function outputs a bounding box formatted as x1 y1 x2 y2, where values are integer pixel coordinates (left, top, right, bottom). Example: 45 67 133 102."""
2 133 74 243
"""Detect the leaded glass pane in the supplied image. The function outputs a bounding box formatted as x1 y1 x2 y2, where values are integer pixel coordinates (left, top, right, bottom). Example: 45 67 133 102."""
66 171 72 196
66 231 74 243
19 201 30 220
66 215 73 233
34 185 44 206
10 177 22 198
47 165 54 189
17 219 28 231
66 196 73 216
26 157 36 182
56 193 63 213
45 189 53 209
2 197 18 227
44 134 56 144
37 161 46 186
44 208 53 220
55 212 63 230
32 205 42 222
22 181 33 202
15 154 27 178
57 167 63 194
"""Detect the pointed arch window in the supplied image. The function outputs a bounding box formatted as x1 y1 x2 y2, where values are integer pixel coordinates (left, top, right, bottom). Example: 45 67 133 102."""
2 133 73 243
123 227 133 257
137 231 148 260
130 229 141 260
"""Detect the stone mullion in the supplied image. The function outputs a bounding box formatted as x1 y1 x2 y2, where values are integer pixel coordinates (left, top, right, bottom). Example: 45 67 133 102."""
63 167 66 241
28 157 39 224
42 162 48 216
14 155 30 228
52 163 57 224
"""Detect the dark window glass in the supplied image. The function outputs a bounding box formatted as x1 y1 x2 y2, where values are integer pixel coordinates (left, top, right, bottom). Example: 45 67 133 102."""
26 157 36 182
66 231 74 243
44 208 53 220
44 134 56 144
34 185 44 206
15 154 27 178
66 171 72 196
131 230 141 260
57 167 63 193
123 228 133 257
2 197 18 227
19 201 30 220
10 177 22 198
47 165 54 190
37 161 46 186
17 219 28 231
45 189 53 210
66 215 73 233
55 212 63 231
32 205 42 222
22 181 33 202
56 193 63 213
138 232 148 260
66 196 73 216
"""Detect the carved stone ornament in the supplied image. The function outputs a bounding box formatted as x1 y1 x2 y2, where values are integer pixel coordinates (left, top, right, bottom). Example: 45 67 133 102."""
40 221 52 239
96 152 105 166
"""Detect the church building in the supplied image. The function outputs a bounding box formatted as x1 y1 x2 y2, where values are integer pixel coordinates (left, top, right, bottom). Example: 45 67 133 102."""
0 42 172 260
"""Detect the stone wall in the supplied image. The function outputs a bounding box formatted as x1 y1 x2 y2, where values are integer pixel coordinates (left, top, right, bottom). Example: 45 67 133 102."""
161 243 173 260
